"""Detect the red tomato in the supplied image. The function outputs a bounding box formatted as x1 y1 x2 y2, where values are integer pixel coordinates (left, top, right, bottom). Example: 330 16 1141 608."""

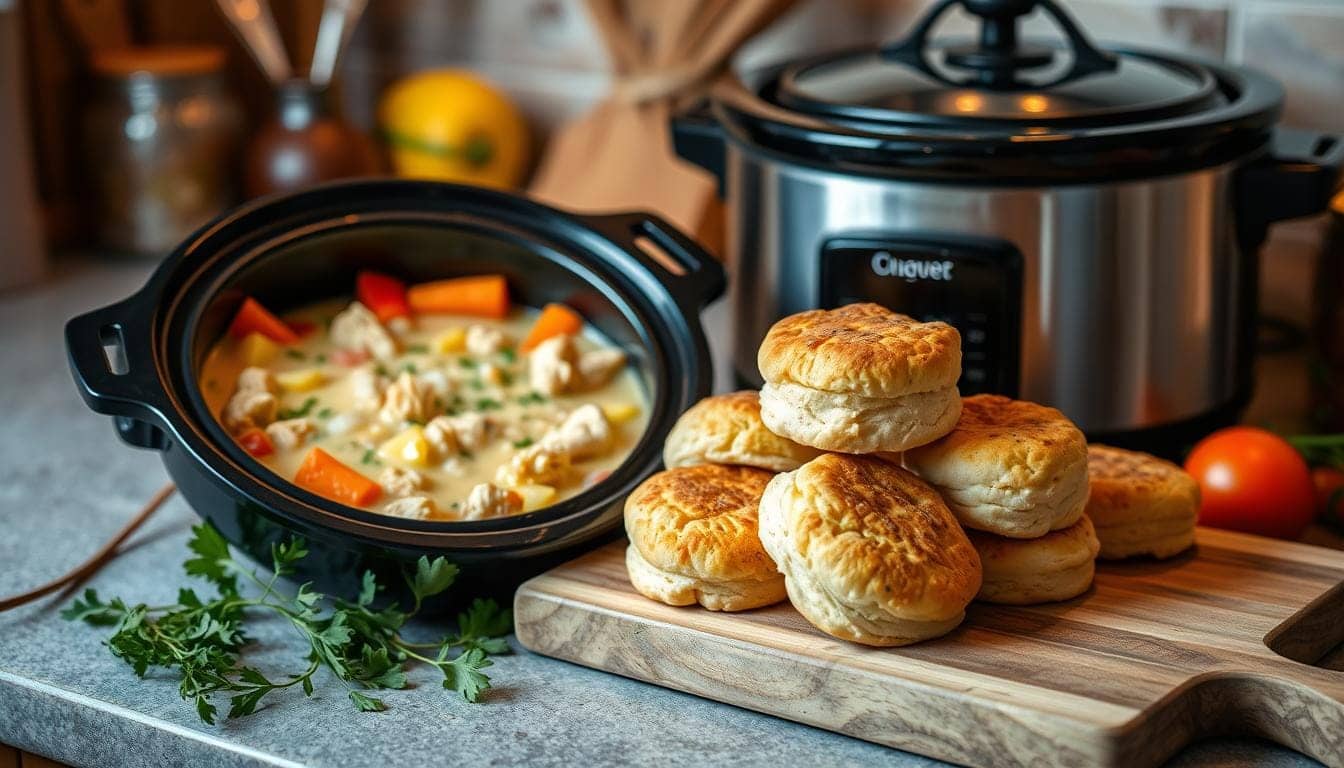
238 428 274 458
1184 427 1316 539
1312 466 1344 528
288 319 317 338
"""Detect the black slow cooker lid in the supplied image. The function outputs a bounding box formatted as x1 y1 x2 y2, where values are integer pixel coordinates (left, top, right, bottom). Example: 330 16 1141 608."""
720 0 1283 183
776 47 1224 129
773 0 1226 130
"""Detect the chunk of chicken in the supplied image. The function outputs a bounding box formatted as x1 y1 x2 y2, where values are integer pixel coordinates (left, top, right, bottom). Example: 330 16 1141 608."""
379 372 438 425
381 495 437 520
417 369 453 399
222 390 277 433
446 413 494 451
330 301 399 361
465 325 511 357
264 418 317 451
423 413 495 459
528 334 578 396
350 365 387 414
578 348 627 389
236 367 278 395
461 483 522 521
378 466 429 497
422 416 461 459
541 404 613 461
495 440 572 488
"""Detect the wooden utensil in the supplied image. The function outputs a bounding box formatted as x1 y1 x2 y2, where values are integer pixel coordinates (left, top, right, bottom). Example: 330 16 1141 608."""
308 0 367 88
516 529 1344 768
214 0 291 84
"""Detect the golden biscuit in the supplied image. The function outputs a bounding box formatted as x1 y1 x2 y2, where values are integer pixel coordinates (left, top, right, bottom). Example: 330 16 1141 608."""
757 454 982 646
663 391 821 472
967 515 1100 605
1086 445 1199 560
624 464 785 611
756 304 963 453
904 394 1089 538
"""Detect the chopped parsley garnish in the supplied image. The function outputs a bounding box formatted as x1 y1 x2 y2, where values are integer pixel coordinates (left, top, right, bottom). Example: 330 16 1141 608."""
468 379 484 391
374 363 390 377
401 362 418 375
62 523 511 723
498 348 517 364
512 437 534 449
475 399 502 412
360 448 381 466
277 397 319 420
317 407 335 419
497 370 514 387
405 344 429 354
284 349 306 360
457 357 476 370
516 392 547 406
315 354 327 364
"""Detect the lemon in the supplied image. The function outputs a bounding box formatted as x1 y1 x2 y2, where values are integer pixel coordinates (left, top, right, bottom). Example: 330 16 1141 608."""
378 70 530 189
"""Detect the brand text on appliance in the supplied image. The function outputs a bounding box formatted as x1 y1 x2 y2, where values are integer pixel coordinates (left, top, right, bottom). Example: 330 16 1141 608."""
870 251 955 282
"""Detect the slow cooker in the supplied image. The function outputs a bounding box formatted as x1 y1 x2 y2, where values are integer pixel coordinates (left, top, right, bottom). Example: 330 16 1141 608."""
66 180 723 603
675 0 1344 452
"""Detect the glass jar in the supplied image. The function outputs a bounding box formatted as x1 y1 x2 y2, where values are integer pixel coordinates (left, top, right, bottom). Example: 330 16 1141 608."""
84 46 244 256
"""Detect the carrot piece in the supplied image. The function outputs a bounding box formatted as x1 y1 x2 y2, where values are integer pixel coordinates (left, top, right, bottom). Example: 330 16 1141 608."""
520 302 584 352
294 447 382 507
228 297 300 344
238 428 275 458
406 275 509 318
356 271 412 323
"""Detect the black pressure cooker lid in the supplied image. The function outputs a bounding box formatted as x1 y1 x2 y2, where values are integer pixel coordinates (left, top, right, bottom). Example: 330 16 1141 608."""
720 0 1283 182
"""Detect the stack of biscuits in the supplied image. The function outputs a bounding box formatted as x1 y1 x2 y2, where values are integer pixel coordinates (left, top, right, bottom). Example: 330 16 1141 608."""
624 302 1201 647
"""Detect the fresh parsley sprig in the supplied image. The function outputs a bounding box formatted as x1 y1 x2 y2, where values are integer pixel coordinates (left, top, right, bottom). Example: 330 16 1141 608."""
62 523 510 724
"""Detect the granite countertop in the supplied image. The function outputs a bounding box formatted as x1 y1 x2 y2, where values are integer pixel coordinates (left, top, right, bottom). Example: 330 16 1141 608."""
0 259 1325 767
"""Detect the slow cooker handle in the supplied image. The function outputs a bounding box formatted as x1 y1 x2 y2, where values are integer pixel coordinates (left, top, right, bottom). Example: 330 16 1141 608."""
581 211 726 312
1239 128 1344 247
882 0 1117 89
65 298 172 451
670 102 726 196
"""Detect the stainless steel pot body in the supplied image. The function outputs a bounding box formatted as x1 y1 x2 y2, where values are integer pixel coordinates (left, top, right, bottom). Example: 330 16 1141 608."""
727 146 1245 436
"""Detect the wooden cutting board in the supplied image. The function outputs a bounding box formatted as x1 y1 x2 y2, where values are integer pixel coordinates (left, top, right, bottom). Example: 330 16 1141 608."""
514 528 1344 768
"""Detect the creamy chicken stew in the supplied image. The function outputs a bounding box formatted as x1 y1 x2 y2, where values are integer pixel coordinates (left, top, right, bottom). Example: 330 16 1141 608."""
201 272 649 522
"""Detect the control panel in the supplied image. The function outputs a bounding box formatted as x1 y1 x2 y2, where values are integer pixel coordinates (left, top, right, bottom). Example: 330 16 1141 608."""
819 233 1023 396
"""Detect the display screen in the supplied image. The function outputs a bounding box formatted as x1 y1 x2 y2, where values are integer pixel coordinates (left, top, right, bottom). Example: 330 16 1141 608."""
819 234 1022 396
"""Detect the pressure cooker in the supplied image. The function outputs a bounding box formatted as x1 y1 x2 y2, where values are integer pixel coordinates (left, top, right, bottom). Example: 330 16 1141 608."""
674 0 1344 452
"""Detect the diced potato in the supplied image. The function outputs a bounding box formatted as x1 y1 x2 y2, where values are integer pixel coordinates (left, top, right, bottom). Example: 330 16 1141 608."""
276 368 326 393
433 327 467 354
513 484 556 512
377 425 431 468
238 332 281 367
602 403 640 426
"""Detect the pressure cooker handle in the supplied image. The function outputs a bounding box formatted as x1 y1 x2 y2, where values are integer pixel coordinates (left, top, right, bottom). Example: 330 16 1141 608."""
670 101 726 197
583 211 726 313
65 297 172 451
